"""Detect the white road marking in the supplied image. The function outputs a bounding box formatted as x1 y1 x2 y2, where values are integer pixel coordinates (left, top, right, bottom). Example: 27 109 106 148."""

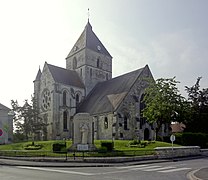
116 164 149 169
159 167 191 173
117 164 192 174
17 166 93 176
17 164 192 176
132 165 161 170
143 166 175 171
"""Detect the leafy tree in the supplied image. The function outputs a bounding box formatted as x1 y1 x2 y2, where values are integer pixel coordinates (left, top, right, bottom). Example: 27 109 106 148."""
185 77 208 133
143 77 188 137
11 96 47 141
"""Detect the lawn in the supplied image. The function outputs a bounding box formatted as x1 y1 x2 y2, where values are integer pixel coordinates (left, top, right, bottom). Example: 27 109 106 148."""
0 140 180 157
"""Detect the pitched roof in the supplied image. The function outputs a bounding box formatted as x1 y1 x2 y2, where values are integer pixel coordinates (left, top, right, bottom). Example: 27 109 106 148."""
34 68 42 81
77 66 146 115
0 103 10 111
66 21 112 58
47 63 85 89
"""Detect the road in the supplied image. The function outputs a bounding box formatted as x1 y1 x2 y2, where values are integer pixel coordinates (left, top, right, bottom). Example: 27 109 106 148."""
0 158 207 180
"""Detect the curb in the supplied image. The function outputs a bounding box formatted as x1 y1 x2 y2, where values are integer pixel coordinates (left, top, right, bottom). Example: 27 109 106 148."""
0 155 204 168
187 169 203 180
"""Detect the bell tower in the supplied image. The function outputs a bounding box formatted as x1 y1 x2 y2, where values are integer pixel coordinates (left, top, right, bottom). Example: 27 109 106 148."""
66 21 112 96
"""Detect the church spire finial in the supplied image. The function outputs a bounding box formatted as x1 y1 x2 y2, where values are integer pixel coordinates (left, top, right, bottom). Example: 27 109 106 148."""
87 8 90 22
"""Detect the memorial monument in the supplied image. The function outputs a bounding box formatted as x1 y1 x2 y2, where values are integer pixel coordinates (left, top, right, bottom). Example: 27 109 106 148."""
70 113 96 151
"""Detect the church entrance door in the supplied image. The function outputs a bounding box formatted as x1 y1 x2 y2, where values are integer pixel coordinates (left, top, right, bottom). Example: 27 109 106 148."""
144 128 149 140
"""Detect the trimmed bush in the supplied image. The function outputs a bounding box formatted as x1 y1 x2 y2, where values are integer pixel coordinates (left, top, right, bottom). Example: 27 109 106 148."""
24 142 43 150
169 132 208 148
52 142 66 153
129 140 141 146
98 146 108 153
174 133 183 145
181 132 208 148
101 141 114 151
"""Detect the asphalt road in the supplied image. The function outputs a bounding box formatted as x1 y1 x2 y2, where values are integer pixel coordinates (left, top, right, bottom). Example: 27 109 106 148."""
0 158 207 180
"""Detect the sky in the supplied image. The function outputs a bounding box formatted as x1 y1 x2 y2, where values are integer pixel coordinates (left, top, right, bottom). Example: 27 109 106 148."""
0 0 208 108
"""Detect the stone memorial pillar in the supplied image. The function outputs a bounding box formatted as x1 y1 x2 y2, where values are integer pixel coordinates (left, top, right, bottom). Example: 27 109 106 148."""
70 113 96 151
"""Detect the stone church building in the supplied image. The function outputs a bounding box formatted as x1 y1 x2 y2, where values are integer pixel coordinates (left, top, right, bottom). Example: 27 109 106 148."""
34 21 160 141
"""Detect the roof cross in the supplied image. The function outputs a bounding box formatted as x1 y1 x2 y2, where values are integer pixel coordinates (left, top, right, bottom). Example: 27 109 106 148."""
87 8 90 22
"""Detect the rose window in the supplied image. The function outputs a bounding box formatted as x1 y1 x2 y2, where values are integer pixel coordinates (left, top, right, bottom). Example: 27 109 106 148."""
42 89 51 110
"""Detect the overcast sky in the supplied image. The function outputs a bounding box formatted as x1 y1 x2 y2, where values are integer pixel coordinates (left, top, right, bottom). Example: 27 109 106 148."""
0 0 207 108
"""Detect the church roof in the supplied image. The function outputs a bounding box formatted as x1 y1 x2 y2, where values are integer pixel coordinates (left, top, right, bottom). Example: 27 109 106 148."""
47 63 85 89
66 21 112 58
77 66 147 115
0 103 10 111
34 68 42 81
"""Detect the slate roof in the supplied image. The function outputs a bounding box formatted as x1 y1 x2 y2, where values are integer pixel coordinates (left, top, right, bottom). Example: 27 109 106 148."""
66 21 112 58
47 63 85 89
0 103 10 111
77 66 146 115
34 68 42 81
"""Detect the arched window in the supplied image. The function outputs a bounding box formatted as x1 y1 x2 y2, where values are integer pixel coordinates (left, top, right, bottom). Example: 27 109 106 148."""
90 68 92 78
106 73 108 80
97 58 100 68
80 68 82 77
140 94 146 129
76 94 80 106
63 91 67 106
104 117 108 129
124 115 128 130
69 98 72 107
73 57 77 69
63 111 67 130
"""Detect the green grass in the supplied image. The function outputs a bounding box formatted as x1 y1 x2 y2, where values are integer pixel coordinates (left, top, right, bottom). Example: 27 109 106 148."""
0 140 72 151
95 140 179 150
0 140 180 157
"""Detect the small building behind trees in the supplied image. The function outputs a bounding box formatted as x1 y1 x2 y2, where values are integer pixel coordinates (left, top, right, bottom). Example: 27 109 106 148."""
0 103 13 144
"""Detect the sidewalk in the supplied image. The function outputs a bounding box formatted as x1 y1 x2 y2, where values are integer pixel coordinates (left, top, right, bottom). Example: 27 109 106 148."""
187 167 208 180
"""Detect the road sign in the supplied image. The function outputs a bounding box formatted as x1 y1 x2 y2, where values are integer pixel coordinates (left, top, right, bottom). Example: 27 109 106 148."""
170 134 175 142
0 129 3 136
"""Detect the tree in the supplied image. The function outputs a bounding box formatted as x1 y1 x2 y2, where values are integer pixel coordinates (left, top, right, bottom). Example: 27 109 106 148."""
185 77 208 133
11 96 47 141
143 77 187 137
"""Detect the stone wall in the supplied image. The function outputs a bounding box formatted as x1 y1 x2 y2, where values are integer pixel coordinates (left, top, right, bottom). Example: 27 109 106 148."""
155 146 201 158
201 149 208 156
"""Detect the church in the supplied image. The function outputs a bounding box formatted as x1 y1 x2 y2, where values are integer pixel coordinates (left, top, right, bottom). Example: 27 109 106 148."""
34 20 161 141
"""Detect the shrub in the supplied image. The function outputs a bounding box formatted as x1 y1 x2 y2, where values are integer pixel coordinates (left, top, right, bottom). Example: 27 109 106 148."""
140 141 148 147
174 133 183 145
170 132 208 148
24 142 43 150
181 132 208 148
128 140 149 148
52 142 66 153
129 140 141 145
156 136 163 141
100 141 114 151
98 146 108 153
163 136 171 143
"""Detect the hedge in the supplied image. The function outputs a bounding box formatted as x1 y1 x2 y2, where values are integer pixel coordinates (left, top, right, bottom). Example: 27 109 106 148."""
100 141 114 151
173 132 208 148
52 142 66 153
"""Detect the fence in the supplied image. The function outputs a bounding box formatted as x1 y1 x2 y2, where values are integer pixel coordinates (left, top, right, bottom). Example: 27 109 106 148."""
0 149 155 159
